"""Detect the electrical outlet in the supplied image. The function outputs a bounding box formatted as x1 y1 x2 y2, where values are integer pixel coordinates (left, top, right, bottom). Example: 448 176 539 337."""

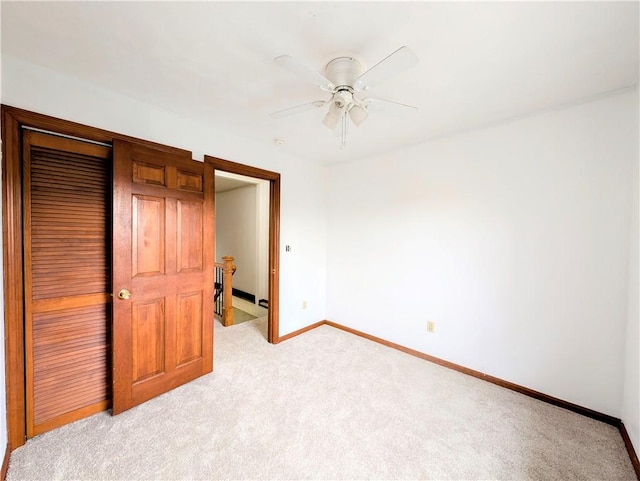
427 321 435 333
302 300 307 310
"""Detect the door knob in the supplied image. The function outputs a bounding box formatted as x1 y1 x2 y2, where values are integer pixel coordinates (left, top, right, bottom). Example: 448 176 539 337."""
118 289 131 300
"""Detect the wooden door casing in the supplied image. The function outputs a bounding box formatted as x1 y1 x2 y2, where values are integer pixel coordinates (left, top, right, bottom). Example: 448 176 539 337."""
204 155 281 343
112 140 214 414
22 131 112 437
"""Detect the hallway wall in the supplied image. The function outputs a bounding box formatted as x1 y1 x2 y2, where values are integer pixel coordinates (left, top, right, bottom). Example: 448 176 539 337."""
216 185 258 296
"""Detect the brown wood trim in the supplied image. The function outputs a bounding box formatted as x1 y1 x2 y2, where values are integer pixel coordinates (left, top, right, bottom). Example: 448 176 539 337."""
323 320 622 426
31 400 109 438
2 107 27 450
1 105 191 158
277 321 325 343
620 422 640 480
0 443 9 481
204 155 280 182
269 176 281 344
32 293 111 313
204 155 280 344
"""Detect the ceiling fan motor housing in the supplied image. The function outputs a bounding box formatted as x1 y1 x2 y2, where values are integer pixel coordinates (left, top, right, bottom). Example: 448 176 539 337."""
325 57 362 90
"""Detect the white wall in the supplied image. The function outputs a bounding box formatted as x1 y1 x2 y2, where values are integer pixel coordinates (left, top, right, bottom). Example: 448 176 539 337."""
216 185 258 295
1 55 328 338
326 89 638 417
622 91 639 453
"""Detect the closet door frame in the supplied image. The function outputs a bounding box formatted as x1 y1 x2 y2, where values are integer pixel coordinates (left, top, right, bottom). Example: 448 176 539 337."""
1 105 192 451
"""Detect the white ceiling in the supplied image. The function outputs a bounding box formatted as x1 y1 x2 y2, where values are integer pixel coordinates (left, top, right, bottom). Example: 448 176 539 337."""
215 170 264 194
214 175 252 194
2 2 638 164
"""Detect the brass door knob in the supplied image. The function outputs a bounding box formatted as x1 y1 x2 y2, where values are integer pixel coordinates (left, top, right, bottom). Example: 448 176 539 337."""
118 289 131 300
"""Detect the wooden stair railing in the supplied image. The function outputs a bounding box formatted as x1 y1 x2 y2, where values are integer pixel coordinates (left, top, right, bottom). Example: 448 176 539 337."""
214 256 236 326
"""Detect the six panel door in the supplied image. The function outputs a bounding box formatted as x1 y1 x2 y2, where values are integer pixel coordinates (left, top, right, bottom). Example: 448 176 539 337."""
111 140 214 414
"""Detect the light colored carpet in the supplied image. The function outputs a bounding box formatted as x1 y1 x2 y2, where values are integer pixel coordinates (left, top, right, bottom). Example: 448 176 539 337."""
6 317 636 480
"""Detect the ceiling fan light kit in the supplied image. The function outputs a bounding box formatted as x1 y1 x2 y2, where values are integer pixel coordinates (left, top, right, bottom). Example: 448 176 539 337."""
271 46 419 149
348 103 368 126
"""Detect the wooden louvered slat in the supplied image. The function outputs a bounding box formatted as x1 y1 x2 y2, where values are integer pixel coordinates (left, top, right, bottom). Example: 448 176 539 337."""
34 320 106 335
32 265 110 273
32 251 109 259
34 366 108 391
33 282 108 297
34 330 107 349
32 215 108 223
33 347 109 375
29 143 110 301
34 360 109 382
24 131 112 437
31 347 109 372
32 175 107 186
34 329 107 349
32 275 109 282
32 197 108 205
33 281 110 290
34 329 107 347
35 381 108 404
32 165 108 179
35 386 108 415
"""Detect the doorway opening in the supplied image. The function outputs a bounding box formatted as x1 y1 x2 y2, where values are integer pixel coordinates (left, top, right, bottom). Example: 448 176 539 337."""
205 155 280 344
214 171 269 328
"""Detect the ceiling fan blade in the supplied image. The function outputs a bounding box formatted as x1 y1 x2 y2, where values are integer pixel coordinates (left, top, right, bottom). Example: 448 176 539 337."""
363 98 419 117
269 100 327 119
354 46 419 91
274 55 335 92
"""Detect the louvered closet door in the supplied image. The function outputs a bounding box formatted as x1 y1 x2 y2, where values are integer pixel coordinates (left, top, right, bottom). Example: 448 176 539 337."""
23 131 112 437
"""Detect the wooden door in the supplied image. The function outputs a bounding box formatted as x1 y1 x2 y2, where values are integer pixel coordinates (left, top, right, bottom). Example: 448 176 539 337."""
23 131 112 437
111 140 214 414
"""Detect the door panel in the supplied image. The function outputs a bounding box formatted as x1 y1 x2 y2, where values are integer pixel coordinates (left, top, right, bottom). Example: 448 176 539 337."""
132 195 166 277
112 140 214 414
131 298 166 382
23 131 112 437
177 200 204 272
176 291 204 365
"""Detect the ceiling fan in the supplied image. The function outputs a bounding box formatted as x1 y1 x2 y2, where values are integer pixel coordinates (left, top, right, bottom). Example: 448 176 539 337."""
270 46 419 148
